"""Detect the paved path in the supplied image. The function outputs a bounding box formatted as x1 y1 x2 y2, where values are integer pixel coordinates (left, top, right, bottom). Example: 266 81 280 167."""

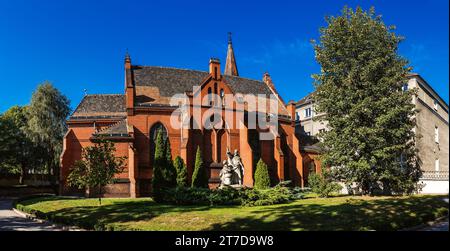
0 198 61 231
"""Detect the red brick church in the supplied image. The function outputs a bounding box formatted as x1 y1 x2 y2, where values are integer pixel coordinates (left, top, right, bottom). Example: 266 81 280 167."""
60 35 322 197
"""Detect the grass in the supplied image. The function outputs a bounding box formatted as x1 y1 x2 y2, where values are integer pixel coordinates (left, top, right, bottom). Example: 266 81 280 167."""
15 194 448 231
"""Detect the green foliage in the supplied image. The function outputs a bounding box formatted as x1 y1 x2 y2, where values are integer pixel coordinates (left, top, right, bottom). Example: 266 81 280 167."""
161 187 242 206
0 106 44 183
151 130 177 201
254 158 271 189
312 6 420 195
240 185 294 207
67 137 126 205
174 156 188 187
308 171 342 198
164 138 177 187
160 183 304 207
191 146 208 188
151 129 168 201
26 82 71 186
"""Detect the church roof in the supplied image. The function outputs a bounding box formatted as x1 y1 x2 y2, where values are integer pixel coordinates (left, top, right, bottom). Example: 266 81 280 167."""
94 119 130 137
71 94 126 119
70 66 289 119
132 66 273 98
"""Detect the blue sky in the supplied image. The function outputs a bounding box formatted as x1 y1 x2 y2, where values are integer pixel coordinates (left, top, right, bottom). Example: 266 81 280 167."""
0 0 448 113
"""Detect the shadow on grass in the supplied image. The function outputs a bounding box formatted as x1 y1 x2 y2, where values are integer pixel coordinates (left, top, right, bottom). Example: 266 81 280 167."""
207 195 449 231
18 195 448 231
27 198 240 230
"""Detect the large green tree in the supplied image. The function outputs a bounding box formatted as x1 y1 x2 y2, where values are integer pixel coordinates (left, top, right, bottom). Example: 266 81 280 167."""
0 110 22 175
26 82 71 189
312 6 420 195
0 106 42 184
67 137 126 205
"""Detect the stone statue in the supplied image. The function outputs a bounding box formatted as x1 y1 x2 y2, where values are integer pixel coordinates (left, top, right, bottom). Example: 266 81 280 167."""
231 149 244 185
219 148 244 188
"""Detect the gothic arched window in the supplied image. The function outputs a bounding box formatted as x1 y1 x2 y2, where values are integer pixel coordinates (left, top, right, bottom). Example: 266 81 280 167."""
150 122 167 143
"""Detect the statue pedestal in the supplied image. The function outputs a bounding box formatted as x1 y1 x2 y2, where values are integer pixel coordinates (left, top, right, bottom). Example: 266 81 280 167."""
219 184 245 189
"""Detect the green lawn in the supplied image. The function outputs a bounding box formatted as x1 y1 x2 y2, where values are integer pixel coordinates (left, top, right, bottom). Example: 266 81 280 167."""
15 194 448 231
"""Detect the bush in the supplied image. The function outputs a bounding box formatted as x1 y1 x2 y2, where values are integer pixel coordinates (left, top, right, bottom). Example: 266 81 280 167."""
191 146 208 188
240 183 300 206
161 186 241 206
254 159 271 189
308 171 342 197
174 156 188 187
160 182 305 207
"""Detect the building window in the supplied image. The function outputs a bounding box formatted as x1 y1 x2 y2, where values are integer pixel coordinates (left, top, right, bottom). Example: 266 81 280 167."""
435 126 439 144
402 83 408 91
220 89 225 106
295 112 300 121
207 87 212 106
308 162 316 175
435 159 440 172
433 99 438 111
305 108 312 118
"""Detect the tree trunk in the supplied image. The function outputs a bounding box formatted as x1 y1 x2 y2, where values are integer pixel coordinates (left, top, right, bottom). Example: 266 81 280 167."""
19 166 25 185
50 159 60 195
98 186 102 206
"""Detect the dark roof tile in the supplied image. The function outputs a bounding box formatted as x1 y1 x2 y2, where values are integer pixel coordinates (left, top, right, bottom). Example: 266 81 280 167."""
95 119 129 136
71 94 126 118
132 66 273 97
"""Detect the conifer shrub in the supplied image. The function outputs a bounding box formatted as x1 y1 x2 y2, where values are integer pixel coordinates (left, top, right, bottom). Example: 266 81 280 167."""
191 146 209 188
164 138 177 187
174 156 188 187
151 130 178 201
254 158 271 189
151 129 166 202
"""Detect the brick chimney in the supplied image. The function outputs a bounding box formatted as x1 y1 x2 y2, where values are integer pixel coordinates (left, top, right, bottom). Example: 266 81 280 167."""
125 51 135 116
263 72 286 105
263 72 275 90
209 58 221 80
